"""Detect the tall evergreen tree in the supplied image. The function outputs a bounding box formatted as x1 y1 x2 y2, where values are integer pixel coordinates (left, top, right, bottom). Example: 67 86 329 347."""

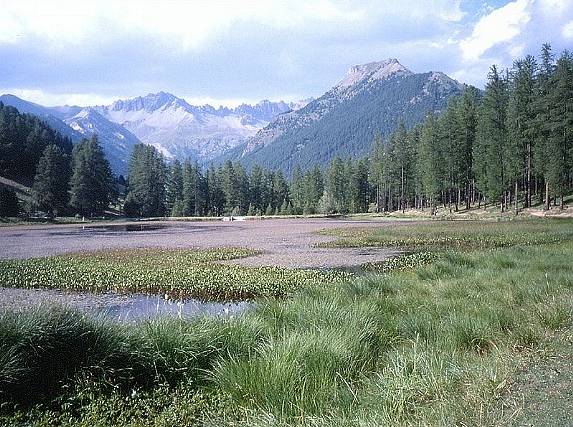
506 56 537 212
545 51 573 208
369 133 385 212
124 144 166 217
69 135 115 216
31 145 71 216
166 159 183 214
475 65 509 209
533 43 556 209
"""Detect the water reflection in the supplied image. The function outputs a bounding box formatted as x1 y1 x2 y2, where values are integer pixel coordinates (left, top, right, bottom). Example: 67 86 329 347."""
99 294 251 322
0 287 251 322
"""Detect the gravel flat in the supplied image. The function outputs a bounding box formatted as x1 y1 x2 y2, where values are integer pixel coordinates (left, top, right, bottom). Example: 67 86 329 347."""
0 218 400 268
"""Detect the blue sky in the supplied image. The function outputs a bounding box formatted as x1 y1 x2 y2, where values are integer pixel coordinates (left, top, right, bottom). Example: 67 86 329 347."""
0 0 571 107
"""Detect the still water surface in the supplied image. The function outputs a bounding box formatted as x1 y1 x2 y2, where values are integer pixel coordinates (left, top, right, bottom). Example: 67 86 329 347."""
0 287 250 322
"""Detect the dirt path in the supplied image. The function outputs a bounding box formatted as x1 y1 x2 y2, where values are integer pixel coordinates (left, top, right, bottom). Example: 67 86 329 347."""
0 218 401 268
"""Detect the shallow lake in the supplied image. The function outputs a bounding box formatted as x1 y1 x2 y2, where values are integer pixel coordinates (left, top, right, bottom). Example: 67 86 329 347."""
0 287 250 322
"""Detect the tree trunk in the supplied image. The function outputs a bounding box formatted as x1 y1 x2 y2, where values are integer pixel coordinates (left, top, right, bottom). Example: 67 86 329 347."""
545 181 550 211
466 182 471 211
448 189 452 213
400 166 405 213
561 193 565 210
526 142 532 208
514 181 518 215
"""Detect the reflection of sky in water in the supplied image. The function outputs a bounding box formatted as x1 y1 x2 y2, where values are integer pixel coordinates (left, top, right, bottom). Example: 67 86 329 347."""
0 287 250 323
98 294 251 322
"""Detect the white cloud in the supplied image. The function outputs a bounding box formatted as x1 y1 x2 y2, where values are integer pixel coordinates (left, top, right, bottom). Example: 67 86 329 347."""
460 0 531 62
0 0 468 50
0 0 369 50
563 20 573 38
0 88 120 106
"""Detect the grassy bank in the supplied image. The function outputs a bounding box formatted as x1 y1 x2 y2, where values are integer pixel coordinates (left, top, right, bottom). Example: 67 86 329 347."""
1 219 572 425
320 218 573 250
0 248 347 300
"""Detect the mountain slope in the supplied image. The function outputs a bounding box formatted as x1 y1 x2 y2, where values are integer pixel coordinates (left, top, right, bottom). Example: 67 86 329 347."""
223 59 465 174
64 108 140 176
0 94 83 143
94 92 305 162
0 95 138 176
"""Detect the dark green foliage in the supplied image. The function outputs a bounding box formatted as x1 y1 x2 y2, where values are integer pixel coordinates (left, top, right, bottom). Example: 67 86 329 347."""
166 159 183 214
0 102 72 182
69 136 115 216
125 144 167 217
31 145 71 216
545 52 573 205
0 187 19 217
231 72 463 174
475 65 509 204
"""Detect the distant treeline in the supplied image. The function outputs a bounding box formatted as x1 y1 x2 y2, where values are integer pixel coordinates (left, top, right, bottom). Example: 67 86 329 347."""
1 43 571 218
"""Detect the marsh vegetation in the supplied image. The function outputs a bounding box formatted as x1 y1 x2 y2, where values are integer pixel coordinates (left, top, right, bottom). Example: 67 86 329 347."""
0 219 572 426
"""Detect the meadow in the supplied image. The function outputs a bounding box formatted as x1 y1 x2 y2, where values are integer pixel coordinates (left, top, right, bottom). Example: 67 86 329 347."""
1 218 572 426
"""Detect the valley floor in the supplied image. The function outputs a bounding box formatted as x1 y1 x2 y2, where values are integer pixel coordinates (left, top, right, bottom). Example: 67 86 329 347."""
0 218 401 267
0 218 572 426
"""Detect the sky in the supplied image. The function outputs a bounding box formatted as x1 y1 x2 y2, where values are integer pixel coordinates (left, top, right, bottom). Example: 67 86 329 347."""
0 0 572 107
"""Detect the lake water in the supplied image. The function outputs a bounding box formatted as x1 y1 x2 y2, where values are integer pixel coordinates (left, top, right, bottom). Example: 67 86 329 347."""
0 287 250 322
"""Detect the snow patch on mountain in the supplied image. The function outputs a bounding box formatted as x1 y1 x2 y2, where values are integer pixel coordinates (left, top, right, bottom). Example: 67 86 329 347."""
64 108 140 175
92 92 303 162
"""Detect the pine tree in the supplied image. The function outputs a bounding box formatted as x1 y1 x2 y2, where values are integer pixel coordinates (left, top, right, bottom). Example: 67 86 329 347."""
166 159 183 214
206 165 224 216
69 135 115 216
456 87 479 210
325 157 347 213
507 56 537 209
369 133 385 212
533 43 555 209
302 166 323 214
416 114 441 212
545 51 573 208
125 144 166 217
290 166 305 215
475 65 509 210
31 144 71 216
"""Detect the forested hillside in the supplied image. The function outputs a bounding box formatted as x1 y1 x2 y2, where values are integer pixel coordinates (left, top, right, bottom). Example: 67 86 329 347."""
221 60 464 175
0 103 73 183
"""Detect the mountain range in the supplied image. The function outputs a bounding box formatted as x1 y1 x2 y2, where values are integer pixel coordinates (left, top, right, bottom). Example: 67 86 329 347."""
0 58 465 176
0 93 306 176
220 58 465 174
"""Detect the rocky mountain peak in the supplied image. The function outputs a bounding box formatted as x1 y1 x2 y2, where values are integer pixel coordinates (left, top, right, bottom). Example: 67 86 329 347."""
109 91 188 113
335 58 412 90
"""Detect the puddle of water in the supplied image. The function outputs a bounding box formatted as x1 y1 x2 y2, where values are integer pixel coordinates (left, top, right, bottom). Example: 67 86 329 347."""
99 294 251 322
0 287 251 322
97 224 169 232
